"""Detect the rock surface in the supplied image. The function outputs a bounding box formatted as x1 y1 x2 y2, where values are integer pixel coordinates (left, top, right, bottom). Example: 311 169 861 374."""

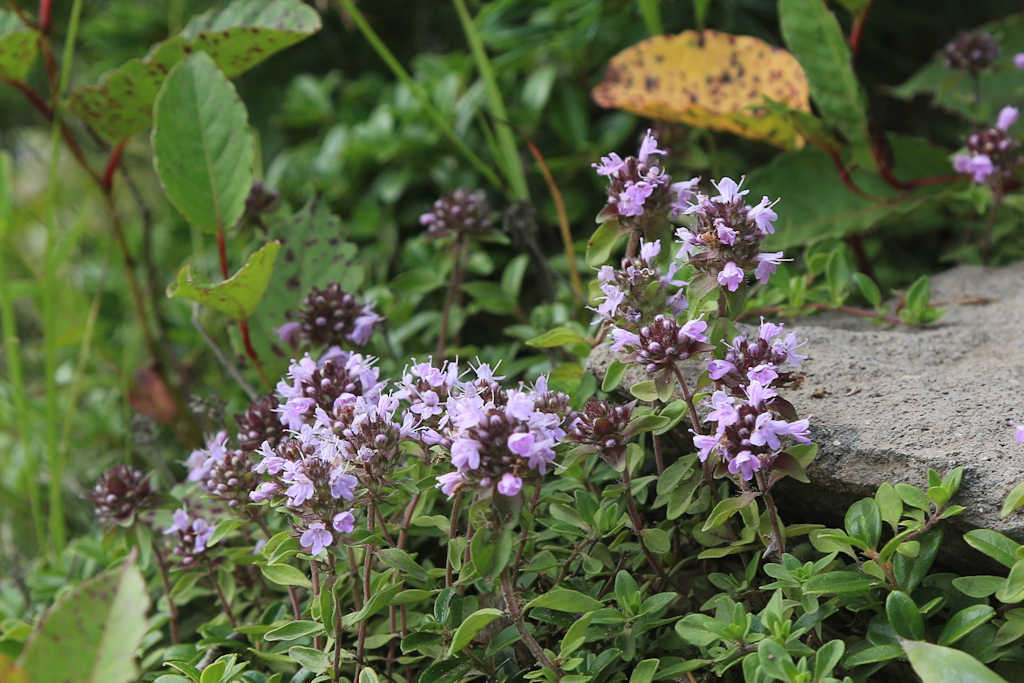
588 262 1024 553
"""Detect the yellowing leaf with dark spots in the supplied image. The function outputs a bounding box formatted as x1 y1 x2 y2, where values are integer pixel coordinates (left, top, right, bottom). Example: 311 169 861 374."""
592 30 812 149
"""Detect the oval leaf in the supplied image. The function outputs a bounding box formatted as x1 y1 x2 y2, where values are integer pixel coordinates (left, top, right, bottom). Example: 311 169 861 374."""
448 608 504 655
0 10 39 80
168 241 281 320
524 588 603 614
900 639 1007 683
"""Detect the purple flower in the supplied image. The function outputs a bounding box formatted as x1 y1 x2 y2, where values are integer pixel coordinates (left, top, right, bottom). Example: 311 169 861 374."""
593 152 625 176
716 221 737 245
164 508 191 535
670 178 700 215
997 106 1019 132
435 471 463 497
754 251 787 284
286 473 315 506
712 176 749 204
250 482 279 502
281 397 316 431
330 470 358 500
637 129 667 163
333 510 355 534
300 522 333 556
954 153 995 183
708 359 737 380
748 196 779 235
728 451 761 481
497 473 523 496
618 181 655 216
747 363 778 386
507 432 535 457
348 307 383 346
275 322 302 347
1016 53 1024 70
610 327 641 353
505 391 535 421
681 318 709 342
451 438 481 471
707 391 739 427
717 262 744 291
639 238 661 263
693 434 717 462
192 519 214 553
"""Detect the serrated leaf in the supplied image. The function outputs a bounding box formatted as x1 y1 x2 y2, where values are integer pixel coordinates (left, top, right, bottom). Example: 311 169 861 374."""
169 241 281 320
524 588 603 614
69 0 321 143
900 639 1007 683
18 558 149 683
448 608 504 656
0 10 39 80
779 0 867 144
153 52 254 235
592 30 811 149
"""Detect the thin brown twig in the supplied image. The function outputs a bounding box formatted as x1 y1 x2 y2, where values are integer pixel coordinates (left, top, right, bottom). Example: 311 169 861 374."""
525 140 582 297
500 569 560 676
436 234 467 359
151 541 179 643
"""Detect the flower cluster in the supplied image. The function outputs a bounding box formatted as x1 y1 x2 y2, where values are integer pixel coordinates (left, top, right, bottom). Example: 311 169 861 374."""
275 348 383 431
277 282 382 349
568 399 634 468
675 176 786 291
610 314 713 374
419 188 493 239
943 31 1000 74
431 364 574 499
592 238 688 329
594 129 698 227
235 394 287 452
707 320 806 396
87 464 153 525
694 381 811 481
394 358 462 434
163 507 215 566
953 106 1021 185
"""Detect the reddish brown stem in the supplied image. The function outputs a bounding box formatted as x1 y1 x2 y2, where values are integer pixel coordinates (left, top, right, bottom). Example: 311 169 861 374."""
622 466 673 588
205 560 237 627
739 302 900 325
151 541 180 643
526 139 582 297
500 570 560 675
436 235 467 359
848 0 871 54
102 141 126 192
826 148 883 203
845 233 876 283
38 0 51 33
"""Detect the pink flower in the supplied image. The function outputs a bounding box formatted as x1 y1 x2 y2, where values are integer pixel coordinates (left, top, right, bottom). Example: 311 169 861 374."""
997 106 1019 132
497 473 523 496
164 508 191 535
275 322 301 347
953 153 994 184
1014 423 1024 444
508 432 535 457
728 451 761 481
637 129 667 163
451 438 481 471
333 511 355 533
639 238 661 263
717 262 744 291
592 152 625 176
192 519 214 553
610 327 641 353
754 251 787 284
747 196 779 235
250 482 279 502
300 522 333 556
435 471 463 497
711 176 749 204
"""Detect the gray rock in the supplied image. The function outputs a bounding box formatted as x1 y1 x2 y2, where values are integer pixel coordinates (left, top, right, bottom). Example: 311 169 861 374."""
588 262 1024 556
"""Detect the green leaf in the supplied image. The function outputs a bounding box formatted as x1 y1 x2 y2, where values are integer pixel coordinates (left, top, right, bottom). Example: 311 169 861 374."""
260 563 312 589
153 52 254 235
448 608 504 656
803 571 876 595
18 558 149 683
843 643 903 667
896 483 931 511
376 548 430 584
265 620 324 642
702 492 758 531
844 498 882 549
1002 481 1024 518
342 585 403 629
964 529 1022 569
953 576 1005 599
287 646 329 674
560 612 594 658
641 527 671 554
524 588 603 614
168 241 281 320
876 482 903 531
900 639 1007 683
69 0 321 143
758 640 799 681
778 0 867 144
614 571 641 614
629 380 659 402
813 639 845 681
996 559 1024 604
628 659 659 683
359 668 381 683
602 359 628 392
853 272 881 309
885 591 924 640
0 10 39 80
586 220 623 267
938 605 996 646
526 326 588 348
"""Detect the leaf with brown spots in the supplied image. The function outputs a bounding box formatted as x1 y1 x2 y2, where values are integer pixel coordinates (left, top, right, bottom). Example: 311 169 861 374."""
168 241 281 320
0 10 39 80
68 0 321 143
591 30 812 149
17 557 149 683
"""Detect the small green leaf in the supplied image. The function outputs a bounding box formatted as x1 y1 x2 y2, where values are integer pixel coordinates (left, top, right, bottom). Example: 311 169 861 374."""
260 563 312 589
885 591 924 640
1002 481 1024 518
448 608 504 655
287 646 329 674
852 272 881 309
168 241 281 320
586 220 623 267
895 483 931 511
602 359 628 392
843 643 903 667
803 571 876 595
938 605 996 646
376 548 430 583
343 585 403 629
876 482 903 531
524 588 603 614
813 639 845 681
758 639 799 681
526 326 588 348
964 529 1022 569
900 639 1007 683
953 575 1005 599
996 559 1024 604
628 659 659 683
264 621 324 642
702 492 758 531
560 612 594 657
641 527 671 554
153 52 254 235
17 558 149 683
0 10 39 80
629 380 659 402
359 668 381 683
844 498 882 549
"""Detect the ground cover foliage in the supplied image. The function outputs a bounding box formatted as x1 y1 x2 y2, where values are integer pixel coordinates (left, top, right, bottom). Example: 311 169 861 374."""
1 1 1024 682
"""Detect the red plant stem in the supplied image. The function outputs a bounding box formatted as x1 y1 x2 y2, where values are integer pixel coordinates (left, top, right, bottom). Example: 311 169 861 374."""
848 0 871 54
102 141 126 192
845 233 877 283
216 226 230 278
38 0 51 33
652 434 665 476
5 78 51 117
151 541 180 643
739 302 901 325
826 148 883 203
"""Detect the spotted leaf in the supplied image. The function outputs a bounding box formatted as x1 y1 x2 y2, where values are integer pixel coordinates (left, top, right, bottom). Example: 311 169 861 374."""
591 30 811 149
0 10 38 80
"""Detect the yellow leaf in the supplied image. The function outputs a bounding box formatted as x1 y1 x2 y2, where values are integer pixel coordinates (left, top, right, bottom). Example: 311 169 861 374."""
592 30 812 149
